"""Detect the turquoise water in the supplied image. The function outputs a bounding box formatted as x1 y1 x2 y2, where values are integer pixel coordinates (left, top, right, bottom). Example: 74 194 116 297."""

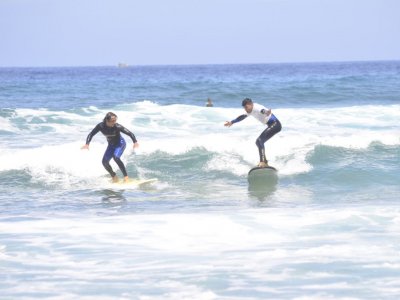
1 62 400 299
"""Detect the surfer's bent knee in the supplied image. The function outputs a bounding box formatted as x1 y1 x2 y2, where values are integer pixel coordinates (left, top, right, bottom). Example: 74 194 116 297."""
255 137 264 149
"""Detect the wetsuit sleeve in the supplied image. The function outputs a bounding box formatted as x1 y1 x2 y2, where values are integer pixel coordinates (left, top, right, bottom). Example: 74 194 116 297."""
231 114 247 124
85 124 101 145
118 124 138 143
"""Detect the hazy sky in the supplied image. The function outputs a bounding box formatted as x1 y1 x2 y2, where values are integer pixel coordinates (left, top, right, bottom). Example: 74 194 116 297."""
1 0 399 67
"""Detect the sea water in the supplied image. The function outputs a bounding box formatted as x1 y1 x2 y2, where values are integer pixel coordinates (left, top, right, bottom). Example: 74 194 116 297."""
0 62 400 299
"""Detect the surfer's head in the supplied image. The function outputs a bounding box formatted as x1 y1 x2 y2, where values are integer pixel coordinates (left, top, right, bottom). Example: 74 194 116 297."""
104 112 117 127
242 98 253 113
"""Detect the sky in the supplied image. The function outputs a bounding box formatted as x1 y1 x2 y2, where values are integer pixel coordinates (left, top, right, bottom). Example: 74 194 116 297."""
0 0 399 67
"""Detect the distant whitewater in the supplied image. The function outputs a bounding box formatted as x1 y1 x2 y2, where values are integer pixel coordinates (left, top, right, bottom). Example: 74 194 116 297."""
1 62 400 299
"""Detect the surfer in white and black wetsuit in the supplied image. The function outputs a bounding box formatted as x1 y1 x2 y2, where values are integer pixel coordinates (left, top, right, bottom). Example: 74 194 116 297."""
225 98 282 168
82 112 139 182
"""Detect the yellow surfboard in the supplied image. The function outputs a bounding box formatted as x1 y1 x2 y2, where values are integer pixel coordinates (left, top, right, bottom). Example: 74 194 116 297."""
114 178 158 187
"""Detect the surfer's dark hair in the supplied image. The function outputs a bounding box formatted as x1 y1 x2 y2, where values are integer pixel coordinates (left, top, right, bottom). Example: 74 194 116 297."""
242 98 253 107
104 112 117 122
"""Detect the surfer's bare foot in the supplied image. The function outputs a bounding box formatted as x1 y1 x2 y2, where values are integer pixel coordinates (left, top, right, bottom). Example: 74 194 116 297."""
112 176 119 183
258 161 268 168
123 176 129 183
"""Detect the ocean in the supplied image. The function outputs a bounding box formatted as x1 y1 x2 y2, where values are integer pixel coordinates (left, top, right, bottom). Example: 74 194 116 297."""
1 61 400 299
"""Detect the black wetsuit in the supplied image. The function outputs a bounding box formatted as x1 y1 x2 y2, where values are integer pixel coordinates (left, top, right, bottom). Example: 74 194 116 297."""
255 116 282 163
86 122 137 177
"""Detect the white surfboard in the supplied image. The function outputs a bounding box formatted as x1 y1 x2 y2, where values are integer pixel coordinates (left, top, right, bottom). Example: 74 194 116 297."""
247 166 278 184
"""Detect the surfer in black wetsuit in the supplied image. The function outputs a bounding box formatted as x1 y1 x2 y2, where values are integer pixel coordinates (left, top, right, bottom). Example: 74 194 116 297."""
82 112 139 182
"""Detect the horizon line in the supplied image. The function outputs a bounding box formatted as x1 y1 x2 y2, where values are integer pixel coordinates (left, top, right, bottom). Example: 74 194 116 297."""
1 58 399 69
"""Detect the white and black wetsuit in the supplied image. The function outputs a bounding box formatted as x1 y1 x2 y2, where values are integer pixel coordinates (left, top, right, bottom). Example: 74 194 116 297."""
86 122 137 177
231 103 282 163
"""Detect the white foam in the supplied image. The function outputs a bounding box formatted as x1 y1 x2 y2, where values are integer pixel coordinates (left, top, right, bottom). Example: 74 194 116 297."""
0 103 399 181
2 206 400 299
0 141 110 187
0 116 17 133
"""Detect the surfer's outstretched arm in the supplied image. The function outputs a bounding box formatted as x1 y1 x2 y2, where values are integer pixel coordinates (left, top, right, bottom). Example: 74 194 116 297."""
224 114 247 127
81 124 101 149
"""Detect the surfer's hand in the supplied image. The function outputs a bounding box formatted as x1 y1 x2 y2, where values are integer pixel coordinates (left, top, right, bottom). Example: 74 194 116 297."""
224 121 233 127
133 142 139 149
81 144 89 150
